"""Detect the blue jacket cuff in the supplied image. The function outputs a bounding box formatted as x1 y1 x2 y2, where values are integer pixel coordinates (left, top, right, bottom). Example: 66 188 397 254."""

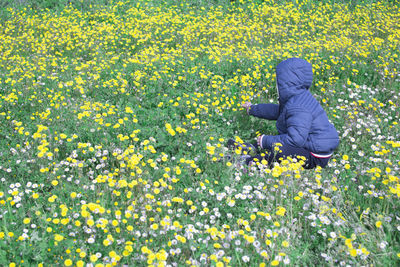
261 135 272 150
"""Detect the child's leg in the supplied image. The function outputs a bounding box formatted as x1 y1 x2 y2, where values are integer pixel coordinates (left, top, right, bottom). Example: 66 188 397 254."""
247 144 321 168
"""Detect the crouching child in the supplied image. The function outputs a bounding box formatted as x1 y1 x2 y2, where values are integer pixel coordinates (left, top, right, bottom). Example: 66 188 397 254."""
236 58 339 169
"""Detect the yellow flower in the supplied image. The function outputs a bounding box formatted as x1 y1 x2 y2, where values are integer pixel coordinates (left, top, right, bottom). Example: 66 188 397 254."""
276 207 286 216
247 235 255 243
141 246 151 254
350 248 357 257
271 260 279 266
90 254 98 262
54 234 64 242
64 259 73 266
260 251 269 259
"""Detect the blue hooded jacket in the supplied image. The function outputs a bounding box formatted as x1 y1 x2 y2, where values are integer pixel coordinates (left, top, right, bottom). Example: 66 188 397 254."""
249 58 339 154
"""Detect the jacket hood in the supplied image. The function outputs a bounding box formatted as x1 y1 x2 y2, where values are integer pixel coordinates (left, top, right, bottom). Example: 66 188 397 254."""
276 58 313 104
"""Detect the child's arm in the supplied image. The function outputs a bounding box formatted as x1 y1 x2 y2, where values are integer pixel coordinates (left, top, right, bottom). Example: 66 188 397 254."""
259 106 312 149
243 102 280 120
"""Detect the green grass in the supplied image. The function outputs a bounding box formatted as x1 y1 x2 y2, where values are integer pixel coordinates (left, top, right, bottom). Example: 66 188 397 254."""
0 0 399 266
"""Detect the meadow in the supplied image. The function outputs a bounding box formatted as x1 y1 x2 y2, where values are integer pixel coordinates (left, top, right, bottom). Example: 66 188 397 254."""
0 0 399 266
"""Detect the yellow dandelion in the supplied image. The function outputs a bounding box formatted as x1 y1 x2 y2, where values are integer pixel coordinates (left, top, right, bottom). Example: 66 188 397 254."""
90 254 98 263
271 260 279 266
54 234 64 242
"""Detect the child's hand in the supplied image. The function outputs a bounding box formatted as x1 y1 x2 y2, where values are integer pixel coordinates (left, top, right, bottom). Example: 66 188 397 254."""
257 135 264 148
241 102 252 114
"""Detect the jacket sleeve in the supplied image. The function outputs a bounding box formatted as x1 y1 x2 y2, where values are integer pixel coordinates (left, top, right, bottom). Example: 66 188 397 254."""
261 107 312 150
248 104 280 120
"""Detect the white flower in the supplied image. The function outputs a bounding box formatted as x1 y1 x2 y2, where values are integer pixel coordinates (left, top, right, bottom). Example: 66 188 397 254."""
242 255 250 262
308 214 316 220
379 241 388 249
243 185 252 191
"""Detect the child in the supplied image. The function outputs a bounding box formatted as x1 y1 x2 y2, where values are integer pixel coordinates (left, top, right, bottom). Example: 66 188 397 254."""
233 58 339 169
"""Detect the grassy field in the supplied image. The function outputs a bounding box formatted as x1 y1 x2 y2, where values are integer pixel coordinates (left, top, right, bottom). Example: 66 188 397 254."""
0 0 399 266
